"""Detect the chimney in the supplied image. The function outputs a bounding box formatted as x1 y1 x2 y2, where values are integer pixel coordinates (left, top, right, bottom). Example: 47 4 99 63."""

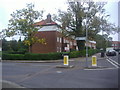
46 14 51 23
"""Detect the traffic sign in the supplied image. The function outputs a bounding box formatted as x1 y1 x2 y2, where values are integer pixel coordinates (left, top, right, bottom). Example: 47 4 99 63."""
92 56 97 66
75 37 86 40
64 55 69 66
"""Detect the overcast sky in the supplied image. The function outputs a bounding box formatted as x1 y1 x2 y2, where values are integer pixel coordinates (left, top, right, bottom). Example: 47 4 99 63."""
104 1 118 41
0 0 119 41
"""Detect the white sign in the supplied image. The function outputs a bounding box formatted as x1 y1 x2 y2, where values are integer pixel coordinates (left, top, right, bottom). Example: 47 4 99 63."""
75 37 86 40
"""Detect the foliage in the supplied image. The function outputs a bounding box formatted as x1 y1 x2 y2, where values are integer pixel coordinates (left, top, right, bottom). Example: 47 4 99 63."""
2 53 24 60
53 1 117 51
2 49 99 60
2 52 63 60
94 34 113 50
3 3 45 52
2 39 28 54
24 37 46 46
24 52 62 60
69 51 80 58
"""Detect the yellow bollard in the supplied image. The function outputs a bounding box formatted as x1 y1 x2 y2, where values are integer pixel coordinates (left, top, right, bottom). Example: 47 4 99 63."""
64 55 69 66
92 56 97 66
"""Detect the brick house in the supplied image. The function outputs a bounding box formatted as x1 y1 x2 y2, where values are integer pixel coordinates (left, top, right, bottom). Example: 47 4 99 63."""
86 41 96 49
111 41 120 50
31 14 78 53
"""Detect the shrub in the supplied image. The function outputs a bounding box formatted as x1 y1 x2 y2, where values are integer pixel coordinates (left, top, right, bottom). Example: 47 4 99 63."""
2 53 24 60
2 52 63 60
2 51 25 54
69 51 80 58
24 52 62 60
2 49 100 60
80 50 86 57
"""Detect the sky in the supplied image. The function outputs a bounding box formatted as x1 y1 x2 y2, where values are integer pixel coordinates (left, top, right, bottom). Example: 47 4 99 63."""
0 0 119 41
104 1 118 41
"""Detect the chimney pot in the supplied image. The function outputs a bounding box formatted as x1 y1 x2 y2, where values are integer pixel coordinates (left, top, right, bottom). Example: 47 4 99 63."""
47 14 51 23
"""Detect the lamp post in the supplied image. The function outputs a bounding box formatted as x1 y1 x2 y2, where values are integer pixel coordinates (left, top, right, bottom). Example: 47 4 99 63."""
85 1 90 68
85 13 88 68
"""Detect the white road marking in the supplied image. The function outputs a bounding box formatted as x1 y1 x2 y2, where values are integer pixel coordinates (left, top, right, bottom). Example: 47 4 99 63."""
56 71 62 73
106 59 119 68
84 68 117 70
106 55 120 68
108 58 120 66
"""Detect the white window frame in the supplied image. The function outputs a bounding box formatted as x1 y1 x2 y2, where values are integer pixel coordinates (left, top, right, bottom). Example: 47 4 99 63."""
60 47 61 52
57 37 59 42
70 42 72 46
57 47 59 52
59 37 62 43
64 39 66 43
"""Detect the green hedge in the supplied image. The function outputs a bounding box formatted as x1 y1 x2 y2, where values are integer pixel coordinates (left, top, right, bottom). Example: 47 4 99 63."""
2 54 24 60
2 52 63 60
2 49 100 60
69 51 80 58
24 53 62 60
69 49 100 58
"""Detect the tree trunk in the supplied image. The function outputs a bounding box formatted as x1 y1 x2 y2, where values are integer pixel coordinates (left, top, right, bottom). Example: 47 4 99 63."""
29 45 32 53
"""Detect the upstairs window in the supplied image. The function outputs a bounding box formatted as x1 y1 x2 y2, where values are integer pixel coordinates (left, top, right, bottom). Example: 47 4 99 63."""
57 37 59 42
60 38 62 43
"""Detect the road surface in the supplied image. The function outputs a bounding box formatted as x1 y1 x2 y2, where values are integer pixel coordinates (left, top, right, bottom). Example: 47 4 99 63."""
2 53 120 88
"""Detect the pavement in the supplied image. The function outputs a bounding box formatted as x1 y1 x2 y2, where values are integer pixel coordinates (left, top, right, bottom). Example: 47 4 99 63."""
1 80 25 88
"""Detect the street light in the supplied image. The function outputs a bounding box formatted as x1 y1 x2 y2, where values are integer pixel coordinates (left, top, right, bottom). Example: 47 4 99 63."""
85 13 88 68
84 3 89 68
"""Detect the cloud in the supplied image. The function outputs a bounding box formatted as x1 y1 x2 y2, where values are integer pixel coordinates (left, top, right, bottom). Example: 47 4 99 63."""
0 0 68 24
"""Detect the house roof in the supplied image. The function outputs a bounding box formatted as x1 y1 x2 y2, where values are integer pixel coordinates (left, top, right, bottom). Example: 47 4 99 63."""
34 20 57 26
34 14 57 26
112 41 120 44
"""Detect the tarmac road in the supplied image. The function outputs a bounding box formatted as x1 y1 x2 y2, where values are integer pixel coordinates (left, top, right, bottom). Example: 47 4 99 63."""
2 53 119 88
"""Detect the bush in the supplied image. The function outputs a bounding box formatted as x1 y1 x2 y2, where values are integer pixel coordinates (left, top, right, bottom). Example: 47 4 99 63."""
2 51 25 54
69 49 99 58
2 52 63 60
24 52 62 60
2 53 24 60
80 50 86 57
2 49 100 60
69 51 80 58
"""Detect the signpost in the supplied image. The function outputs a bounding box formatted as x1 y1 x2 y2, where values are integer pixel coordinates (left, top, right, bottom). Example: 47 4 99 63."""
64 55 69 66
92 56 97 66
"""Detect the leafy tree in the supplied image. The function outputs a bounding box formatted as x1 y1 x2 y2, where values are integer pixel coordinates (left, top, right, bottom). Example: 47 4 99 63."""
2 39 9 51
94 34 113 50
2 38 28 53
3 3 46 52
53 1 116 51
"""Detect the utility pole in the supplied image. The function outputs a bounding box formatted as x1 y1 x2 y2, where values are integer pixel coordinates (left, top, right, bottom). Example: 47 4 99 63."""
85 13 88 68
85 1 90 68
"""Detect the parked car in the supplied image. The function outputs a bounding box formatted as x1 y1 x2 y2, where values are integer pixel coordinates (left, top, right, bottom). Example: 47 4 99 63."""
118 51 120 54
106 50 116 56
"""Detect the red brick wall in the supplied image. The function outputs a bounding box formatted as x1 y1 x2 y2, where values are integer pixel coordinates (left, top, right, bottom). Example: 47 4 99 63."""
31 31 77 53
31 31 58 53
56 31 62 52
